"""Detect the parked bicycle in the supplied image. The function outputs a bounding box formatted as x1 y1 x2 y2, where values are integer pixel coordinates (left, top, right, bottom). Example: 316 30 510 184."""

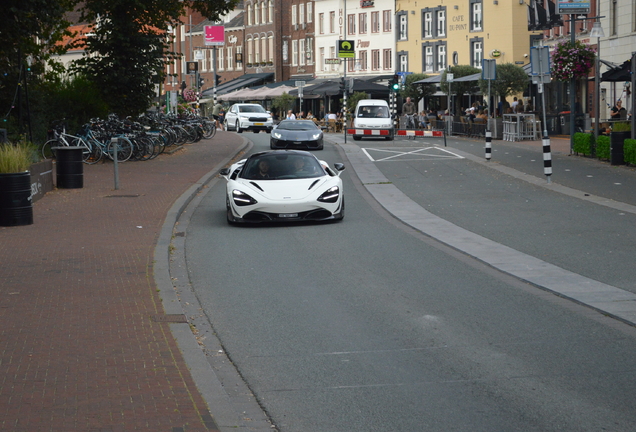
41 121 100 164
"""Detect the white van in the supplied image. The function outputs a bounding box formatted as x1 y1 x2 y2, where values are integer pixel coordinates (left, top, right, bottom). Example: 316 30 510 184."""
352 99 394 141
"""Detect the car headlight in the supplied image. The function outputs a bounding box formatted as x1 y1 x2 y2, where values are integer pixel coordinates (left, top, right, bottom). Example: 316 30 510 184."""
317 186 339 203
232 189 258 206
272 132 282 139
312 133 322 140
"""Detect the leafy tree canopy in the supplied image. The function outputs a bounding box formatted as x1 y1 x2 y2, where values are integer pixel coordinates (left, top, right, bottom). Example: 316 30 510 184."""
72 0 239 116
478 63 529 99
401 74 436 105
0 0 77 121
271 93 296 116
440 65 481 97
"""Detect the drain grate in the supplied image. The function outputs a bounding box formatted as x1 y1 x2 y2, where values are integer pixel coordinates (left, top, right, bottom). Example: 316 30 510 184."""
105 194 140 198
151 314 188 323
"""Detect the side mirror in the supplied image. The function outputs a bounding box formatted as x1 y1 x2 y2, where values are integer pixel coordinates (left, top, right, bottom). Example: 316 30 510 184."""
219 168 230 176
334 163 345 171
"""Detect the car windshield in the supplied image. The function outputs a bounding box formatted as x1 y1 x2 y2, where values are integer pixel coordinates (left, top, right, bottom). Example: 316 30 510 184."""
276 121 319 131
357 106 389 118
241 153 325 180
238 105 267 113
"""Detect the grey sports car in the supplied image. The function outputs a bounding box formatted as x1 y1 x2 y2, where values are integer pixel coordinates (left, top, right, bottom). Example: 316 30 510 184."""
270 120 324 150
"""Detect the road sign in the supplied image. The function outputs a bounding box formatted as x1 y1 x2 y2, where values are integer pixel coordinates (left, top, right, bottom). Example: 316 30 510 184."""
482 59 496 80
337 40 355 58
295 81 306 87
556 0 590 15
204 25 225 46
186 61 198 75
530 46 551 78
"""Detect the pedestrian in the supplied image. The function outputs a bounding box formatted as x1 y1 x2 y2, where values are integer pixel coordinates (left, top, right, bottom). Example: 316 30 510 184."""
212 101 224 131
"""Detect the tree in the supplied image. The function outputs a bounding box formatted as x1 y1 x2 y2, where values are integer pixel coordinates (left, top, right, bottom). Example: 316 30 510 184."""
478 63 528 100
401 74 436 106
0 0 78 138
440 65 481 98
271 93 296 117
72 0 239 117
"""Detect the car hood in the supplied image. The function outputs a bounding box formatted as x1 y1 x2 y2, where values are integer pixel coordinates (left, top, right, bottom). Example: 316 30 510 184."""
234 177 332 200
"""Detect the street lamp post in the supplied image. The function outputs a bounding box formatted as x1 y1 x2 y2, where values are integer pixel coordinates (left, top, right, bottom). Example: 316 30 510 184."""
590 21 605 154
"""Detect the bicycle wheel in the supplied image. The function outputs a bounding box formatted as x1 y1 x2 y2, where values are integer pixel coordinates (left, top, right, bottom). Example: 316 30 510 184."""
41 140 59 159
202 121 216 139
106 137 133 162
83 141 103 164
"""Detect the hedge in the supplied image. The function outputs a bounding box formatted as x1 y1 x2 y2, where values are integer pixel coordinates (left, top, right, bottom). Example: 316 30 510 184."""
625 139 636 165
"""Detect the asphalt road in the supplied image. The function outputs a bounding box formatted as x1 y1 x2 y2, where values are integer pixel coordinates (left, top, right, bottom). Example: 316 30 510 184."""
179 132 636 431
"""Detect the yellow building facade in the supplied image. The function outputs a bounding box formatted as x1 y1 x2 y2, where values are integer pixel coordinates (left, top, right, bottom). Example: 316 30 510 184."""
395 0 543 75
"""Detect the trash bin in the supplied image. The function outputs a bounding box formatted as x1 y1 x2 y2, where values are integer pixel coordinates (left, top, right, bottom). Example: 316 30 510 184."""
54 146 83 188
0 171 33 226
610 132 628 165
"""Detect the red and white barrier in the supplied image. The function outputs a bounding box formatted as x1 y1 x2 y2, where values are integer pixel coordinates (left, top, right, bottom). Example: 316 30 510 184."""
395 130 444 137
346 129 392 136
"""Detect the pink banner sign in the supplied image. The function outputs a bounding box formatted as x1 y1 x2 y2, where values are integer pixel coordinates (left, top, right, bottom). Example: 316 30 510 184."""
204 25 225 46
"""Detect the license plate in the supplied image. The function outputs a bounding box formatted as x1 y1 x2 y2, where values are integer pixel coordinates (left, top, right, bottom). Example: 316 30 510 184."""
278 213 298 218
254 123 264 126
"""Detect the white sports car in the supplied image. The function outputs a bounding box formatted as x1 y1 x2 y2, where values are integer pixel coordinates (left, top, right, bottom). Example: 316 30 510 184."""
219 150 345 224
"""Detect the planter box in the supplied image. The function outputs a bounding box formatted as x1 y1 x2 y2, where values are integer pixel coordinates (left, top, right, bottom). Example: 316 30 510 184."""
29 159 54 203
610 131 629 166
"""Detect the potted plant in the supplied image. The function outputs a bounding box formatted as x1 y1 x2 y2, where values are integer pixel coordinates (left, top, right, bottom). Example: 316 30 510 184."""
610 121 631 166
0 141 37 226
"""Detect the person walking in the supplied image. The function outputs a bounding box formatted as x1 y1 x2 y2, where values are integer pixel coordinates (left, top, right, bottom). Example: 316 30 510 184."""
212 102 224 131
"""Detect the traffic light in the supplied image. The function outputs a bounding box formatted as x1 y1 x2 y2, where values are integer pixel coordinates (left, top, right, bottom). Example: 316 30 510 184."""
199 76 205 88
339 77 346 93
390 74 400 92
215 75 221 86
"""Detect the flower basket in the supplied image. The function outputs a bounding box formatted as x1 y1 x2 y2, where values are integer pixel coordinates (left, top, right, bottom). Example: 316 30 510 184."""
183 89 197 102
551 40 596 82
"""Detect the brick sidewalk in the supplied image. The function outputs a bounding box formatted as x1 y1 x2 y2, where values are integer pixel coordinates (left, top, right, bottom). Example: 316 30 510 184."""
0 133 244 431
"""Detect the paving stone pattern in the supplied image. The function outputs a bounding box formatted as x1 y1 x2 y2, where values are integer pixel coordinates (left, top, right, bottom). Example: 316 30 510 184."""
0 134 243 431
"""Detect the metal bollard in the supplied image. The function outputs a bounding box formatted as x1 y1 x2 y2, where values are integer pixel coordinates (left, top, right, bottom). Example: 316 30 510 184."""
485 130 492 160
543 137 552 183
110 138 120 190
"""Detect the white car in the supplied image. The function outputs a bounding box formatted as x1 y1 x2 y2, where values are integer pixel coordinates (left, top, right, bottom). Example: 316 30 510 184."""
219 150 345 224
224 103 274 133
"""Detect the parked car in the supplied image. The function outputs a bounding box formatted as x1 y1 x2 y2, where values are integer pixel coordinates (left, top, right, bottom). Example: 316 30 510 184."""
270 120 324 150
224 103 274 133
219 150 345 224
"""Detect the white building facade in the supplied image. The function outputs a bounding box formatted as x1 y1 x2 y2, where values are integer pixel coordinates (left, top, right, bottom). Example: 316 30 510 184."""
314 0 396 80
